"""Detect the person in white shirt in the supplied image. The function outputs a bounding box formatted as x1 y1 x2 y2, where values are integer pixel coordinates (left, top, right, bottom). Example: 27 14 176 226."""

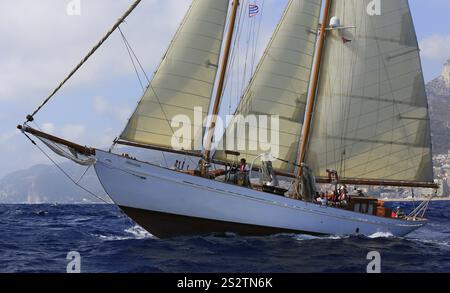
239 158 250 172
318 193 328 206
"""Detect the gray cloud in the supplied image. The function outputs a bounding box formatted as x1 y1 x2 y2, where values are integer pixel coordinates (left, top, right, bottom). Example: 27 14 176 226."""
0 0 190 102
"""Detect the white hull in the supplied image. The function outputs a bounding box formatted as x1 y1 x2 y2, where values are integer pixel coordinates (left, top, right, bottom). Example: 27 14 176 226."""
94 150 425 238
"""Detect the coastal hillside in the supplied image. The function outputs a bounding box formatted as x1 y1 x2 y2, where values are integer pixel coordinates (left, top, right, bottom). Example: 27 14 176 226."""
0 148 173 203
427 58 450 155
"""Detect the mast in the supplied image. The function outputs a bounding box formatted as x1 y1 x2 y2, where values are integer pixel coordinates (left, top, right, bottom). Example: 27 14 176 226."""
212 0 323 174
203 0 240 161
297 0 437 189
296 0 332 178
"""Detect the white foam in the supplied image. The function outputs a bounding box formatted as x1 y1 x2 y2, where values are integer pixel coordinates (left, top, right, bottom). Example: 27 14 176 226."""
293 234 320 241
293 234 345 241
125 225 153 239
96 234 131 241
93 225 153 241
326 235 346 240
368 232 394 239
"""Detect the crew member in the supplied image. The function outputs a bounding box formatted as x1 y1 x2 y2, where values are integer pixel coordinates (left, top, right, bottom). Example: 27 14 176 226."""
394 206 406 219
239 158 250 173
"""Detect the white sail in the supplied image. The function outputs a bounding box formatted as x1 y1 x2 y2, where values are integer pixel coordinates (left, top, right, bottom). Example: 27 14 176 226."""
214 0 323 173
120 0 230 151
305 0 434 183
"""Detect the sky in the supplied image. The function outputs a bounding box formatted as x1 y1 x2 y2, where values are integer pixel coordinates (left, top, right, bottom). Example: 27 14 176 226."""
0 0 449 179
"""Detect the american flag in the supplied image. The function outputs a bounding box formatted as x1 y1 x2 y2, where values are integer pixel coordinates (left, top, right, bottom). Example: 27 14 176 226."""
249 4 259 17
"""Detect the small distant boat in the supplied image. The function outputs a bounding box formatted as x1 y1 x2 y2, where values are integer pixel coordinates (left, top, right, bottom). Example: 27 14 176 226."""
18 0 437 238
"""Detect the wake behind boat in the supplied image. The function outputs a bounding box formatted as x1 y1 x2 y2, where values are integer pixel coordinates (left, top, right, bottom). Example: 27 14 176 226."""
18 0 438 238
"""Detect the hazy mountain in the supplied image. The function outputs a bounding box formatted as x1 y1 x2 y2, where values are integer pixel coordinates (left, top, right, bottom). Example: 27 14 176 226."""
427 58 450 155
0 163 106 204
0 148 180 204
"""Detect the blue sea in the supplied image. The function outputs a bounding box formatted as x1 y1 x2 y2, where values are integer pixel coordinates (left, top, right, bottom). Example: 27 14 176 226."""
1 201 450 273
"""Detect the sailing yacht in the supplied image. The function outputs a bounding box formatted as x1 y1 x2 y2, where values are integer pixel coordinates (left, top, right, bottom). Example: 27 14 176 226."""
18 0 437 238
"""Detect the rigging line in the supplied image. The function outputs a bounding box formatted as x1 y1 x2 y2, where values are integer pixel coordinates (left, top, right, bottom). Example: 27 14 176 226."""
249 1 258 75
120 51 188 168
221 0 252 124
119 27 145 92
115 2 200 168
117 32 188 171
118 26 151 84
21 132 110 204
236 0 249 99
209 0 244 148
243 2 252 92
252 0 264 74
160 151 169 170
147 83 190 169
218 0 251 144
222 0 245 109
26 0 143 123
231 1 244 113
76 165 92 185
32 121 72 156
340 0 355 177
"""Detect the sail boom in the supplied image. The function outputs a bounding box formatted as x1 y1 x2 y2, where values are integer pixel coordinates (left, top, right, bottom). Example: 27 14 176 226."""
316 177 438 189
17 125 95 156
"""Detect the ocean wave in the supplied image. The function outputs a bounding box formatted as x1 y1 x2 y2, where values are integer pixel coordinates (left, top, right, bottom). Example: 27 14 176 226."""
94 234 132 241
1 203 450 272
290 232 394 241
93 225 153 241
410 238 450 248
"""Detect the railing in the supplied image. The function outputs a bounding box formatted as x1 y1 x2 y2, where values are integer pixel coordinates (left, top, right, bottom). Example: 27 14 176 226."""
407 196 434 220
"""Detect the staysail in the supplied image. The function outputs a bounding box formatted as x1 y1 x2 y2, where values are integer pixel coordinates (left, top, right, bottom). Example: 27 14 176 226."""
305 0 434 184
214 0 323 173
120 0 230 152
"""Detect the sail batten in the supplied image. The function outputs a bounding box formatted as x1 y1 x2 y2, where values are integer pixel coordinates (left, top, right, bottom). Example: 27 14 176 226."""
305 0 434 184
214 0 323 173
120 0 230 151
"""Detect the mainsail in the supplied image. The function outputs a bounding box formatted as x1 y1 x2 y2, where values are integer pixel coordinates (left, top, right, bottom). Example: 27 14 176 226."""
305 0 434 184
214 0 323 173
120 0 230 152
